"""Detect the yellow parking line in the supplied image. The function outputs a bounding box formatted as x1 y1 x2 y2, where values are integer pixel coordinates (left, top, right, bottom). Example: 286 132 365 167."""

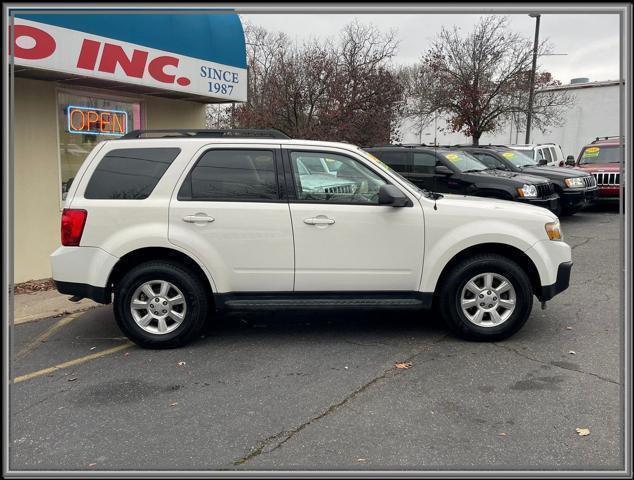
13 342 133 384
16 312 82 359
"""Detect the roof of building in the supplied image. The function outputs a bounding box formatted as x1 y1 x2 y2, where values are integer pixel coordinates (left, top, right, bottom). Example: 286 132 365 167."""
537 79 624 93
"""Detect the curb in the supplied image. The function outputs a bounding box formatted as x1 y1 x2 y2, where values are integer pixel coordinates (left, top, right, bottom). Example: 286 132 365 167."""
14 304 102 325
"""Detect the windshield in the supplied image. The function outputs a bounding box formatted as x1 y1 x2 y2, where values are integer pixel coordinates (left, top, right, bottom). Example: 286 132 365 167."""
579 145 621 164
357 148 423 195
504 149 538 167
441 150 488 172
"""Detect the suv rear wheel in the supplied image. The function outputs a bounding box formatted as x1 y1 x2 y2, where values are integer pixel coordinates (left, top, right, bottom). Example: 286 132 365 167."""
113 260 209 348
439 254 533 341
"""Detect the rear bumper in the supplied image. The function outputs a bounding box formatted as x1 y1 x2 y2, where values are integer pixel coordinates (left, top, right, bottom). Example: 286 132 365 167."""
54 280 111 304
536 261 573 302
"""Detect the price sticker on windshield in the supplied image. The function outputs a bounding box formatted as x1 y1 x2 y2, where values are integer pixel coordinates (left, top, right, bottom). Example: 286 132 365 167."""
583 147 600 158
502 151 515 159
445 153 460 162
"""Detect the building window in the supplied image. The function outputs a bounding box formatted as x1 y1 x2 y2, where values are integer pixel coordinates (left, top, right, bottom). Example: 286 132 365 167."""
57 92 142 201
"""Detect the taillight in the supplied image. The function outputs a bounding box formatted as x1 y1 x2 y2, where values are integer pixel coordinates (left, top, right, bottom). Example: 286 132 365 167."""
61 209 87 246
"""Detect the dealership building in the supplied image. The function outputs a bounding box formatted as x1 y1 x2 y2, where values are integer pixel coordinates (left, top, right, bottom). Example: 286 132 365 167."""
10 12 247 283
399 78 623 160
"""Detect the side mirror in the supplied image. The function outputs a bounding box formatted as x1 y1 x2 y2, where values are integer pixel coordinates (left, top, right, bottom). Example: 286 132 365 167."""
435 165 453 175
537 158 548 166
565 155 576 166
378 184 410 207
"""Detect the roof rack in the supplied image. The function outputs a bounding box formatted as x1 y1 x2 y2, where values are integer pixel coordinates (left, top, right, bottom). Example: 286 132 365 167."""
364 143 441 149
591 136 620 144
120 128 291 140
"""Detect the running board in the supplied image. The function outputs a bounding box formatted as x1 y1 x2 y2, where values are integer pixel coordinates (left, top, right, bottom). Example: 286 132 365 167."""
216 292 433 311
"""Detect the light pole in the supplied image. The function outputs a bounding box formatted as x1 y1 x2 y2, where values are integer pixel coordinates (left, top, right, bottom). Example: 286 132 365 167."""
525 13 541 144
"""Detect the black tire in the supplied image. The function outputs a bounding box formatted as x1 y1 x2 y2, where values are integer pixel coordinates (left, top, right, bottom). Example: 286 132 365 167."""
438 254 533 341
114 260 210 348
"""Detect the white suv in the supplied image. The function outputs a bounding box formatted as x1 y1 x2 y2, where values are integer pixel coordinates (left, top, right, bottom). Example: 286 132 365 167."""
50 129 573 348
506 143 566 167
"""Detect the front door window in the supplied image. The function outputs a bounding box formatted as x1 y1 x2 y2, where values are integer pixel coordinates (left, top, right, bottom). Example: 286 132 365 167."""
289 151 387 204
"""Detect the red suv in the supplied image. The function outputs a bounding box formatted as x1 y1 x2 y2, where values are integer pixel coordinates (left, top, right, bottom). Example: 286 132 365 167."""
567 136 622 200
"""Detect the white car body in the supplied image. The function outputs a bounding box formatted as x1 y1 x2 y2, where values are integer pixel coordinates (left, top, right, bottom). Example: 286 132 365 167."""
50 134 573 346
506 143 566 167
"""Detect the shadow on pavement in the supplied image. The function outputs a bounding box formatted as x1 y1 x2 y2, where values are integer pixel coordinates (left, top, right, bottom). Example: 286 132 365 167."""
203 308 447 341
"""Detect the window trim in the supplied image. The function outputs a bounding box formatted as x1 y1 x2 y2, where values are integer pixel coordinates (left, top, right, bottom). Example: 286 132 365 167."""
176 147 285 203
283 149 403 206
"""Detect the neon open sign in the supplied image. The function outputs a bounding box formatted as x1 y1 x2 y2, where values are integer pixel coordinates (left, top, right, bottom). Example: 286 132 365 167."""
67 106 128 136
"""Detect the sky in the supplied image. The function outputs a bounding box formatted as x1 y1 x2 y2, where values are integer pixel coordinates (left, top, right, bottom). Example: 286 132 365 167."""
240 13 621 84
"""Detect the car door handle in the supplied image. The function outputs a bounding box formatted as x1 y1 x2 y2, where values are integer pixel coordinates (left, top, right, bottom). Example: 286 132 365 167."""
304 217 335 225
183 214 215 223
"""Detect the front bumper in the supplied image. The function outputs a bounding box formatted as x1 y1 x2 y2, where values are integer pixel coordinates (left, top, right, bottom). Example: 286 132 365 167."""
597 186 620 198
519 194 561 212
561 187 598 210
536 261 573 302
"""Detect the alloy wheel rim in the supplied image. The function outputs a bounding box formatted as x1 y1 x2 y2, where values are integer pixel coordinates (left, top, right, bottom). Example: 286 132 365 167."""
460 272 516 328
130 280 187 335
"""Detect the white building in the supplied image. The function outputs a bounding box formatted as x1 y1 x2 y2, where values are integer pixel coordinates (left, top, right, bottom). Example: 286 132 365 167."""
399 79 623 159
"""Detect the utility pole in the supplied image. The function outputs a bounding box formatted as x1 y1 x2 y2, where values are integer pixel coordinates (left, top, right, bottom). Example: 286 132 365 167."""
525 13 541 144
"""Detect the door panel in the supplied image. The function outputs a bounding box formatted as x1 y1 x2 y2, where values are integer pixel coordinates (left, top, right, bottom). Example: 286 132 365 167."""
289 203 425 291
168 146 294 293
284 148 425 291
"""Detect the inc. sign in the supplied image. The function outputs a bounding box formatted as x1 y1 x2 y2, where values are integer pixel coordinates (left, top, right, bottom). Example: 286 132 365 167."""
10 17 247 101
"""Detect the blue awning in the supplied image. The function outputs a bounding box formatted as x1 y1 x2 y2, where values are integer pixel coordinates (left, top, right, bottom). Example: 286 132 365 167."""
14 12 247 69
10 11 248 102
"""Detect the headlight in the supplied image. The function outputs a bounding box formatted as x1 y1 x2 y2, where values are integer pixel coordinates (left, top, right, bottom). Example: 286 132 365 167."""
564 177 585 188
517 184 538 198
545 221 563 241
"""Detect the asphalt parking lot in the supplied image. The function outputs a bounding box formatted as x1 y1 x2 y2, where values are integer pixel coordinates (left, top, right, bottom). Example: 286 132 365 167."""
10 205 623 472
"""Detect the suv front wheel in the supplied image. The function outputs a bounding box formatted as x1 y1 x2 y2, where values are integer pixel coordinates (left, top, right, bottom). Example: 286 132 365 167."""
439 254 533 341
114 260 210 348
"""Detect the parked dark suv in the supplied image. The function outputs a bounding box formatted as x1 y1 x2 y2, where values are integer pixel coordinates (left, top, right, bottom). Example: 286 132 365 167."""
365 146 560 212
456 145 597 215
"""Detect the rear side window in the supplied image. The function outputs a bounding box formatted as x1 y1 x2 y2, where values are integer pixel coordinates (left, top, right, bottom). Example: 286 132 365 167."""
178 149 278 201
472 152 502 169
373 151 411 172
541 147 553 162
412 152 438 174
84 148 181 200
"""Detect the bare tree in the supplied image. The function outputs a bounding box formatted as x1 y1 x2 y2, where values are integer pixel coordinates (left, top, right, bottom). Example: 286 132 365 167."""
407 16 574 145
229 19 405 145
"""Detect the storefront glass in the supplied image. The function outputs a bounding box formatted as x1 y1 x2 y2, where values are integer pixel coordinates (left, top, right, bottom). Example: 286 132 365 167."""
57 92 142 200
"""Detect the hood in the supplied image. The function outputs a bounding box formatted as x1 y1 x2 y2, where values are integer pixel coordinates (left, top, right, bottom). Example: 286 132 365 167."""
520 165 590 180
436 193 557 221
575 163 620 172
468 169 549 185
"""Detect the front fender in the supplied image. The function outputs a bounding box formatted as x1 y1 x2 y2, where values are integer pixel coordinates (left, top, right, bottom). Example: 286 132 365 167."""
420 218 543 293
